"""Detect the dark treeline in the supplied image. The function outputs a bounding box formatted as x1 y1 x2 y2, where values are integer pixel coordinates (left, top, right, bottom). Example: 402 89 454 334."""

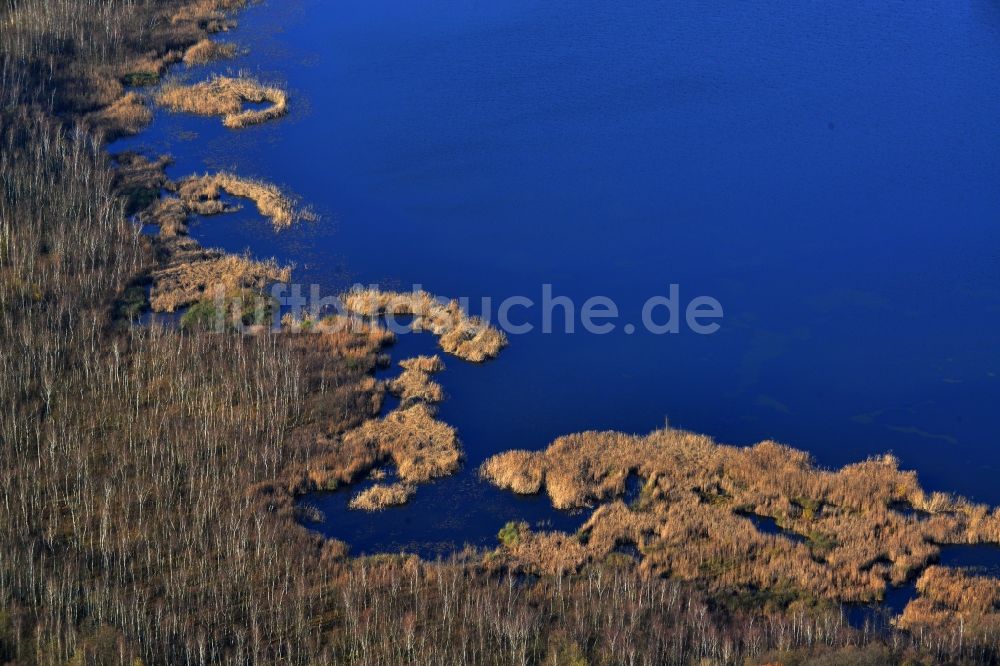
0 1 995 664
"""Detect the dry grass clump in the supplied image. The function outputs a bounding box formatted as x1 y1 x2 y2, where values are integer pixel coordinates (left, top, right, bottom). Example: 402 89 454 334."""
482 427 1000 605
170 0 245 30
348 483 415 512
387 355 445 406
480 450 545 496
183 39 237 65
342 289 508 362
150 246 289 313
148 197 191 236
177 173 307 229
345 404 462 484
399 355 446 374
501 528 590 576
156 74 288 128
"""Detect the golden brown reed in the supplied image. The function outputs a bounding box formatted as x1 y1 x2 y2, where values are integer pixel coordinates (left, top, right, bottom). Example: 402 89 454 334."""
308 403 462 490
150 250 289 313
85 92 153 140
349 483 415 511
482 427 1000 603
387 355 446 406
156 74 288 128
897 566 1000 635
342 289 507 362
183 39 237 65
177 173 307 229
399 355 446 374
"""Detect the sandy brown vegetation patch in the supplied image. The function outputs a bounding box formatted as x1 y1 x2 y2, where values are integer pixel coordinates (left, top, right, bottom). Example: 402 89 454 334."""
498 527 590 576
897 566 1000 635
345 403 462 483
156 74 288 128
170 0 244 30
387 355 446 406
84 92 153 141
150 244 289 313
183 39 238 65
399 355 446 374
482 428 1000 604
349 483 415 511
309 403 462 489
342 289 507 362
177 172 308 229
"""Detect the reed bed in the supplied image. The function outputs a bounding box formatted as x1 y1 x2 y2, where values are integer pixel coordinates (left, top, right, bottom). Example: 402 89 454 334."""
342 403 462 484
84 91 152 140
897 566 1000 635
349 483 415 511
342 288 507 362
483 428 1000 607
150 250 289 313
183 38 237 65
156 74 288 128
387 355 446 406
178 172 308 228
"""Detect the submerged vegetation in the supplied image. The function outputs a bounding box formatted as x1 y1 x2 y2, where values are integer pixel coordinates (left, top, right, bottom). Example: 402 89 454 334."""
2 0 999 663
343 288 508 362
156 73 288 128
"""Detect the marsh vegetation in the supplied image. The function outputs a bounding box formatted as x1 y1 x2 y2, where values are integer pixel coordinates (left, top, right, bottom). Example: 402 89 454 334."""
343 288 508 362
481 427 1000 631
156 73 288 128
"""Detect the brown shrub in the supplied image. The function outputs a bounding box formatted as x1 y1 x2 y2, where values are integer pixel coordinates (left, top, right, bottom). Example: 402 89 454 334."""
156 74 287 128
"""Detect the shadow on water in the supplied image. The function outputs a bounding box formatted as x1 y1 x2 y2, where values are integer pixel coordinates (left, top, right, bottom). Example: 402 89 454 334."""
846 582 918 633
737 511 808 544
888 501 932 521
622 472 643 506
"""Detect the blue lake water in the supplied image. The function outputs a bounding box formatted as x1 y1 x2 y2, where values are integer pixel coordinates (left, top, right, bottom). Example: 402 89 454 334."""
113 0 1000 558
